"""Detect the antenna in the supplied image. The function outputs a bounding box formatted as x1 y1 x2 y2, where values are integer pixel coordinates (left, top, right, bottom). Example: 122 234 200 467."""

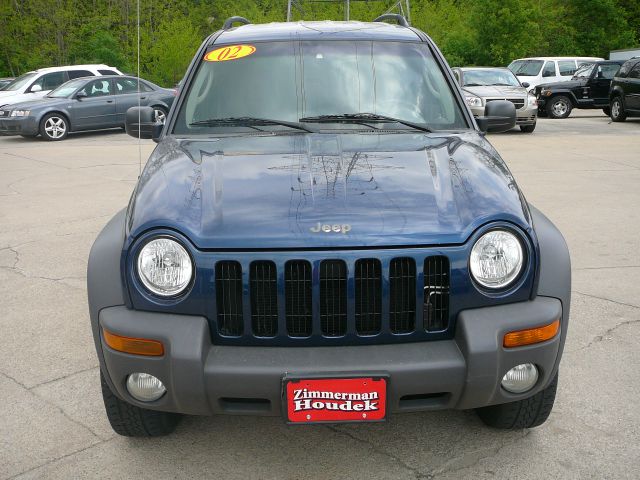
137 0 142 177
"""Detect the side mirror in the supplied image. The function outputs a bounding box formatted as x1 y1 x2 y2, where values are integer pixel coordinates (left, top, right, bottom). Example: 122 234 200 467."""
521 82 530 88
125 106 162 141
75 91 87 100
476 100 516 133
30 84 42 93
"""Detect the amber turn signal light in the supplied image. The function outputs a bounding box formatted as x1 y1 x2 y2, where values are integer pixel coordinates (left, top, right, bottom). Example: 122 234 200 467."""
102 329 164 356
503 319 560 348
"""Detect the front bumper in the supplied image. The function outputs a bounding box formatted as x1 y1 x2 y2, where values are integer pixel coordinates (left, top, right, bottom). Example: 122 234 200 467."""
0 116 39 136
471 104 538 126
99 296 563 416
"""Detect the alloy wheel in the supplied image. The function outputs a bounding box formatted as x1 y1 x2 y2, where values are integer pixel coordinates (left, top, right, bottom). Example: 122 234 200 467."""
44 117 66 139
154 109 166 125
552 101 568 117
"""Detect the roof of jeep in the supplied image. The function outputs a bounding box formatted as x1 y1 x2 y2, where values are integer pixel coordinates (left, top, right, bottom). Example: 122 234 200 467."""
214 21 421 44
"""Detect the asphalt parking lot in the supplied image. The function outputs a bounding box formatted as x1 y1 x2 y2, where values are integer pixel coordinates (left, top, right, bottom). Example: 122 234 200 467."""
1 111 639 479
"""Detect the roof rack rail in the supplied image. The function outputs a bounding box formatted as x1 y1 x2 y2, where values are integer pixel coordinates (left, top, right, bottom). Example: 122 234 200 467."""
373 13 409 27
222 16 251 30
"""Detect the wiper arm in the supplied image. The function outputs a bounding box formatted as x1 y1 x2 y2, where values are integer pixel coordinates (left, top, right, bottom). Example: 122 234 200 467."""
299 113 432 133
190 116 314 133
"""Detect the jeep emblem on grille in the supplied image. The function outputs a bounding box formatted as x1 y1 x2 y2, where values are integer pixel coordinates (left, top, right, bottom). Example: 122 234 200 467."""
310 222 351 234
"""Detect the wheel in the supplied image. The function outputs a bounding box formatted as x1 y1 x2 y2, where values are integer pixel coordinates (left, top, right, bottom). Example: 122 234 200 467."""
546 96 572 119
610 96 627 122
100 371 181 437
39 113 69 141
152 106 168 125
476 372 558 429
520 123 536 133
602 107 610 116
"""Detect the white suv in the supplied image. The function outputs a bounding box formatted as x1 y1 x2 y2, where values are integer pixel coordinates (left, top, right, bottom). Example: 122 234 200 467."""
508 56 603 92
0 64 123 107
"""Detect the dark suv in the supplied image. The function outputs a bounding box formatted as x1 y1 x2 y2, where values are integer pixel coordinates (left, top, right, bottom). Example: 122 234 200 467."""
88 16 570 437
535 60 624 118
609 57 640 122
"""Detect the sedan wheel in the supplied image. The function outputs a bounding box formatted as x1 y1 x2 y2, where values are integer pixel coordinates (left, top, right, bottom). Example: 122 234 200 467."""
153 107 167 125
40 114 69 141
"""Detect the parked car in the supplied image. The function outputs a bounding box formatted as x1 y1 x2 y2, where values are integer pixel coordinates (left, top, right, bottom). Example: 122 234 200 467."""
508 56 603 92
453 67 538 132
88 15 570 437
609 57 640 122
0 75 174 140
535 60 624 119
0 64 123 108
0 77 14 90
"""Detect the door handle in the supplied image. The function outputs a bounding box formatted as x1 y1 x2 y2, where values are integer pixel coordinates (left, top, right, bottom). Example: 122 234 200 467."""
140 96 147 100
106 100 114 103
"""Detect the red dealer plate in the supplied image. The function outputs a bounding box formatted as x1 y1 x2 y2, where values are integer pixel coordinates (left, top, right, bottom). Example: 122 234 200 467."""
285 377 387 423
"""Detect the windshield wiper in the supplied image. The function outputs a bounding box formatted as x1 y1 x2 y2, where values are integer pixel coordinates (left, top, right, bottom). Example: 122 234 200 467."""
299 113 432 133
464 83 484 87
190 117 314 133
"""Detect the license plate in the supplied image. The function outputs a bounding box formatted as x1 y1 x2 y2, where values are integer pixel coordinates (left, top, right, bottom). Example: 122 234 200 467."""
284 376 387 423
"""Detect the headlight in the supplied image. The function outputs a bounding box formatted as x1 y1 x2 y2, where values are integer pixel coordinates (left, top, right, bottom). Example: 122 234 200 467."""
470 229 524 289
465 95 483 107
541 89 552 97
10 110 30 117
527 95 537 107
137 237 193 296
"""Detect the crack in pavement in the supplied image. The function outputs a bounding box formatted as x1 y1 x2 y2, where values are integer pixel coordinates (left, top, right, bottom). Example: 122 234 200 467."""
570 318 640 353
29 365 99 391
325 425 431 479
0 247 85 290
573 290 640 310
427 430 532 478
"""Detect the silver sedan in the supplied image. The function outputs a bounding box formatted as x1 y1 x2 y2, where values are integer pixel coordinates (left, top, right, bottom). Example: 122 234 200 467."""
0 76 175 140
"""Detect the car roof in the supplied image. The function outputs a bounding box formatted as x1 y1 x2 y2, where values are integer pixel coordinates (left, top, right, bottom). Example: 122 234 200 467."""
510 56 603 62
459 66 511 71
26 64 120 74
214 21 421 44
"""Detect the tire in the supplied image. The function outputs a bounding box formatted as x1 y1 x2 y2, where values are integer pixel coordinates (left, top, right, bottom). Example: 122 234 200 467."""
610 96 627 122
546 96 572 119
152 106 168 125
476 372 558 429
39 113 69 141
100 371 181 437
520 123 536 133
602 107 610 116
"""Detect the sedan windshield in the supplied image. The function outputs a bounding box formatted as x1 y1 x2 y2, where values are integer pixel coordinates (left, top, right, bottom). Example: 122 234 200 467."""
2 72 37 91
48 79 88 98
508 60 543 76
174 41 467 134
462 69 520 87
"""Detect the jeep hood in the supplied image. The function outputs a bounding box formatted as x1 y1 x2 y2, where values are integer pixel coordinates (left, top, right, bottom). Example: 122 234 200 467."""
127 132 531 249
537 79 585 90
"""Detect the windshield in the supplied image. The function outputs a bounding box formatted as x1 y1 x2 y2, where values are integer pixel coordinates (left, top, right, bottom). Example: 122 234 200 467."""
2 72 37 92
508 60 543 77
573 63 595 79
48 79 87 98
174 41 467 134
462 69 520 87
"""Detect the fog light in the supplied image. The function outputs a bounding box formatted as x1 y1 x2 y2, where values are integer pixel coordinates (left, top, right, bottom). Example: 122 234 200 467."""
501 363 538 394
126 373 166 402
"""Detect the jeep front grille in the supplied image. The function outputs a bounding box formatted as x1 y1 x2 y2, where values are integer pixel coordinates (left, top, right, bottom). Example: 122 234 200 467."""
284 260 313 337
389 257 416 334
355 259 382 335
424 256 450 331
320 260 348 337
215 261 244 336
250 261 278 337
214 254 451 345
